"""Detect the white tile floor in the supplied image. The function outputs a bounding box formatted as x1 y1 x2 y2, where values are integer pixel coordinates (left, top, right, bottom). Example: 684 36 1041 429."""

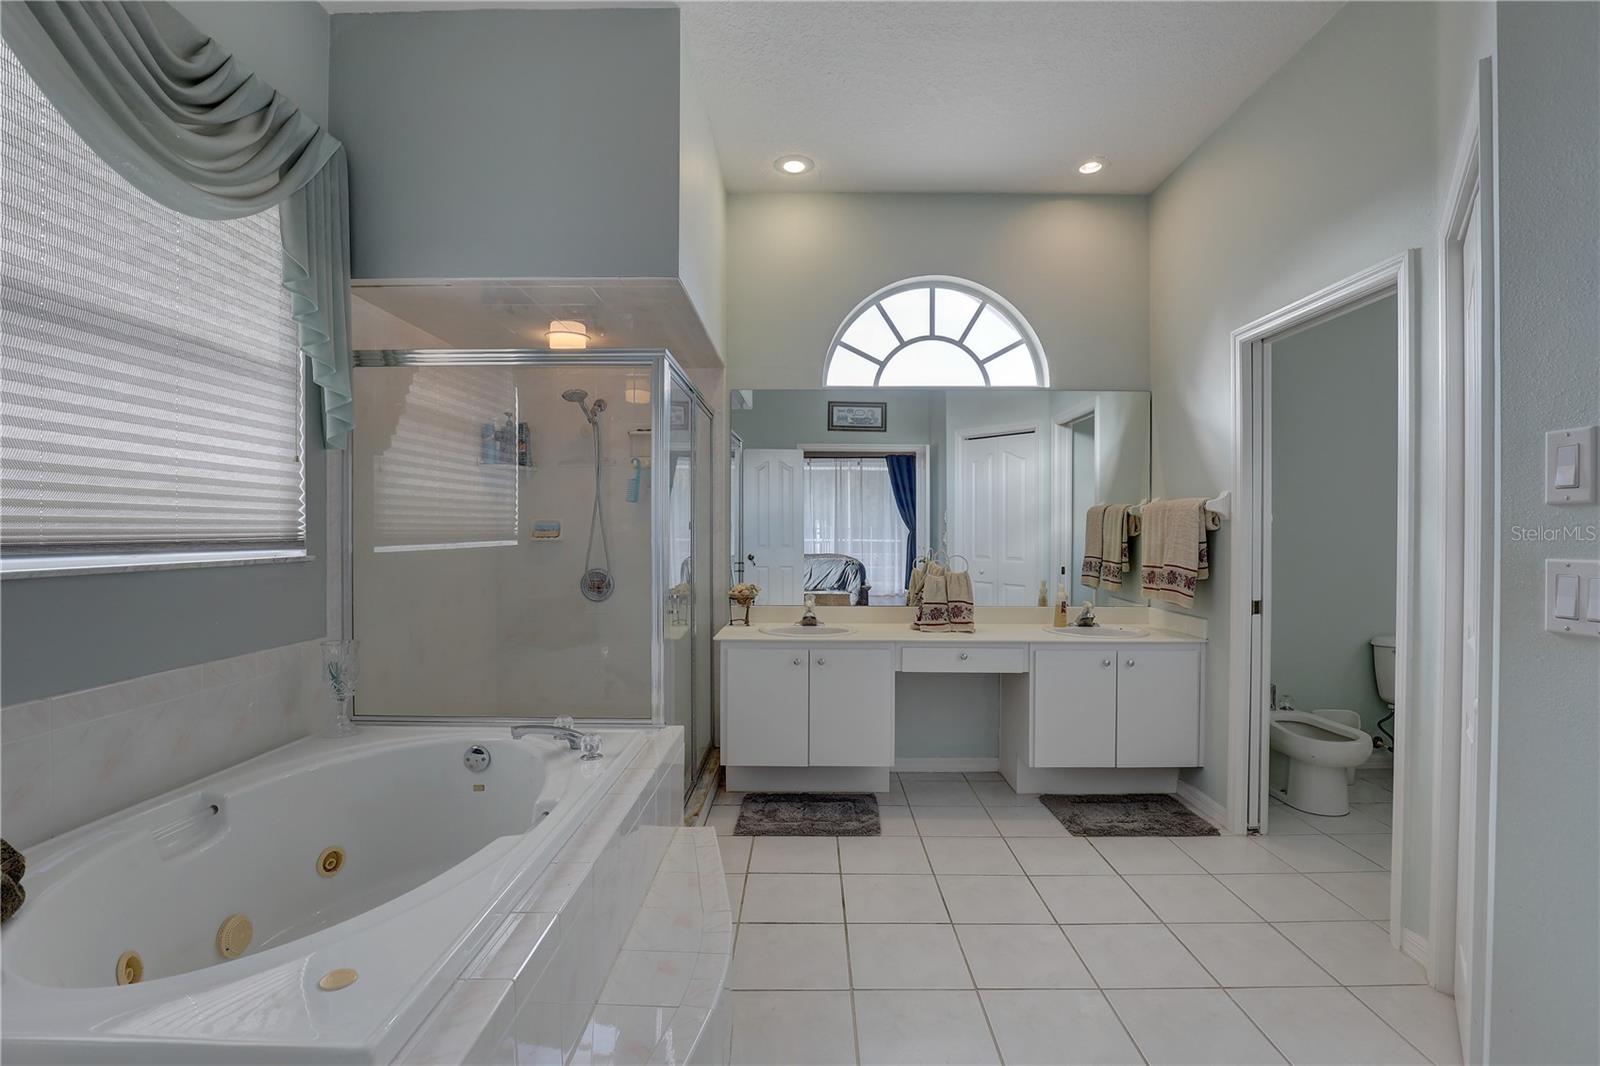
715 767 1461 1065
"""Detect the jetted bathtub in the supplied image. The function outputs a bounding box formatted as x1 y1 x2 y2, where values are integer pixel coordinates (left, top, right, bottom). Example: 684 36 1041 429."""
1 725 648 1064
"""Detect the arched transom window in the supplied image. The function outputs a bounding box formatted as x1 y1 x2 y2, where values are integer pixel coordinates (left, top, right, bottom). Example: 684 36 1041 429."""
824 277 1048 388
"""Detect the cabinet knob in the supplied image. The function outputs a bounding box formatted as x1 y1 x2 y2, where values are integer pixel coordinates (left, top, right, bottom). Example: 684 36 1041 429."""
1101 658 1112 668
959 652 969 660
815 658 825 666
1126 659 1136 667
792 657 802 666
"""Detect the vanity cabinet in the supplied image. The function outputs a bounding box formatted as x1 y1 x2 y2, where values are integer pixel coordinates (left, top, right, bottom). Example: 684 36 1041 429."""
1032 645 1202 768
722 645 894 768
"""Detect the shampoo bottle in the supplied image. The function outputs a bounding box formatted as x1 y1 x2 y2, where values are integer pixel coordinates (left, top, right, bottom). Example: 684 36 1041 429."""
1053 568 1069 628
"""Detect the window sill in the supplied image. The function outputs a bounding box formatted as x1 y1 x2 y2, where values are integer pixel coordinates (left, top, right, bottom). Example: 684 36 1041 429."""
0 549 312 580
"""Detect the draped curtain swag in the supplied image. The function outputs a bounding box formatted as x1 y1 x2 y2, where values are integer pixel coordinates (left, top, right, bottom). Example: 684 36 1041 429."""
3 0 354 446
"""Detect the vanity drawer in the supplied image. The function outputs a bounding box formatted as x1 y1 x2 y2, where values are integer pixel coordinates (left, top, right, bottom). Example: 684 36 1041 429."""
901 645 1028 674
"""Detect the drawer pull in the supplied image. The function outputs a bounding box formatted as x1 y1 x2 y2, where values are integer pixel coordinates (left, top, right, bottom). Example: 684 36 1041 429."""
959 652 969 660
1102 658 1112 667
816 658 826 666
1126 659 1136 667
792 657 802 666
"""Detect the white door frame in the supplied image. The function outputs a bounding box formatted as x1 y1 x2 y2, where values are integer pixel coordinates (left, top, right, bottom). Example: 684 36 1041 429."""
1430 56 1497 1056
1226 251 1422 953
1051 399 1099 593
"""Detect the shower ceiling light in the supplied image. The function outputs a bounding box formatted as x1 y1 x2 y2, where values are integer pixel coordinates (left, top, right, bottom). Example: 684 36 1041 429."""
1077 158 1105 175
775 155 813 175
548 320 588 350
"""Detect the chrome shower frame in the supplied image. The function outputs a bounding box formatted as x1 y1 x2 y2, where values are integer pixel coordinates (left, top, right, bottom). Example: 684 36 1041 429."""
340 348 707 730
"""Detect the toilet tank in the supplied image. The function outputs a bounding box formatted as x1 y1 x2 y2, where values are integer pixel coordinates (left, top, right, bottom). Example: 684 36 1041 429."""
1370 635 1397 704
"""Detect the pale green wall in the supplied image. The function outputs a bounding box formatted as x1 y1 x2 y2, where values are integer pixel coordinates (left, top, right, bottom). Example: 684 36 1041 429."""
1270 296 1399 737
724 193 1149 391
329 9 681 281
1487 5 1599 1060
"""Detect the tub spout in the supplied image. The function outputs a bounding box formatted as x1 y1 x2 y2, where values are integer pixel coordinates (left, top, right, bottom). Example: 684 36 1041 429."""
511 719 602 760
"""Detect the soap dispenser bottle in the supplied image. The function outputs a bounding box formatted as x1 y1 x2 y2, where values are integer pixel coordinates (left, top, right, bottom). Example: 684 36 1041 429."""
1053 567 1070 628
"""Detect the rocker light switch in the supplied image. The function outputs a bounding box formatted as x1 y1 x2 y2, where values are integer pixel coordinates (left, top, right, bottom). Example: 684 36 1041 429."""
1546 426 1597 504
1546 560 1600 637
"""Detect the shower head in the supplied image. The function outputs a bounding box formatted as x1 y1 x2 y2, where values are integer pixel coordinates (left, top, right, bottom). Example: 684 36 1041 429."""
563 388 605 424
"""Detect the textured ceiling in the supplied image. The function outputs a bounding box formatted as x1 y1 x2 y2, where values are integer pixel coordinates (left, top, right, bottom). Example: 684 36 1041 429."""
682 1 1341 193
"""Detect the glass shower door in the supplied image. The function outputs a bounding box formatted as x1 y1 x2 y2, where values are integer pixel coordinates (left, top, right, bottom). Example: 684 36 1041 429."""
663 367 713 795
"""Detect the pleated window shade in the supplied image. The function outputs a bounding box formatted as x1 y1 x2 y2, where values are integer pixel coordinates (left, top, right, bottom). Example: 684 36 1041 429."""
0 46 304 558
371 368 519 551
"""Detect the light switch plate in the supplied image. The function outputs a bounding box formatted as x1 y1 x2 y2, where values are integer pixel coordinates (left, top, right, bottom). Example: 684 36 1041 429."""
1545 426 1597 504
1546 559 1600 637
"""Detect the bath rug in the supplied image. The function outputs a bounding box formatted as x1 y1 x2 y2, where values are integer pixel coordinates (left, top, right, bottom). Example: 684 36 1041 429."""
735 793 880 836
1039 793 1219 837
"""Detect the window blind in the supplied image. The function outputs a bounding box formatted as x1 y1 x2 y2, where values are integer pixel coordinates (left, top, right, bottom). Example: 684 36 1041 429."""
371 369 519 551
0 46 304 555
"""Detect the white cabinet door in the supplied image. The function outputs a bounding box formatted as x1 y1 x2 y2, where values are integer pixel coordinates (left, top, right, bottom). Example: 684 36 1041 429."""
740 449 805 604
808 647 894 767
1032 647 1117 767
723 647 810 766
1115 646 1202 767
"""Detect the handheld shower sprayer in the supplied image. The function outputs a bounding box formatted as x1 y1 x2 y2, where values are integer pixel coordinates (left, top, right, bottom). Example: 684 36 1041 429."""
561 388 606 425
564 386 613 601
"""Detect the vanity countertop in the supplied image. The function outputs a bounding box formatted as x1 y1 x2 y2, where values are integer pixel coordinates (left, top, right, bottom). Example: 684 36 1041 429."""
714 620 1205 645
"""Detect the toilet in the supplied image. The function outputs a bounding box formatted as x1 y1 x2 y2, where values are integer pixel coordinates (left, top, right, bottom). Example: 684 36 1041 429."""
1370 634 1397 748
1270 710 1372 816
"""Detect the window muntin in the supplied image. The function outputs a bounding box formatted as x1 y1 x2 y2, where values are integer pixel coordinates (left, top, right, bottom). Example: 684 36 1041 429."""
0 46 304 565
825 278 1046 388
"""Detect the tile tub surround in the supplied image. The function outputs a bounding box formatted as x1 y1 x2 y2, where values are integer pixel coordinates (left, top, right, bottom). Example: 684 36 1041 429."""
717 771 1460 1066
394 731 726 1066
1 640 328 848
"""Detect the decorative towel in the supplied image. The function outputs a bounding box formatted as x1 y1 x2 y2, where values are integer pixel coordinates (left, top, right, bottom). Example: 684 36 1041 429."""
946 568 975 632
907 561 927 616
1 872 22 924
916 562 950 631
0 839 23 883
1139 498 1221 607
1099 504 1132 590
1080 504 1107 588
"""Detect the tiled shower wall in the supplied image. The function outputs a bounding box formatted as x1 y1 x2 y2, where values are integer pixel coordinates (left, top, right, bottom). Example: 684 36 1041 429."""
1 640 326 849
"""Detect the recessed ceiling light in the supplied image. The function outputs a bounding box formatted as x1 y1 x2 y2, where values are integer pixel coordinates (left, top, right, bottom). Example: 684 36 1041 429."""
1078 158 1105 175
775 155 814 176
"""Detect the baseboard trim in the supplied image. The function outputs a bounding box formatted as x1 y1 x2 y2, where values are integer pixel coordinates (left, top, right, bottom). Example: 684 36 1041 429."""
1402 929 1430 968
893 757 1001 774
1176 780 1229 830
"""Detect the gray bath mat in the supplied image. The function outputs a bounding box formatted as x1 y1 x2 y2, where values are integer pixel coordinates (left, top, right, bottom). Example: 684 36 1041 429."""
735 793 880 836
1039 793 1219 837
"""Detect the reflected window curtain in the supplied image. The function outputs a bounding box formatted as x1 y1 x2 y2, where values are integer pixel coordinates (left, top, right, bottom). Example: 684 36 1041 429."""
885 454 917 590
372 370 518 551
803 457 908 599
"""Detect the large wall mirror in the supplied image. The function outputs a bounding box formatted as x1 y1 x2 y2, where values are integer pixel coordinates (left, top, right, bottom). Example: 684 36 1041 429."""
729 388 1152 608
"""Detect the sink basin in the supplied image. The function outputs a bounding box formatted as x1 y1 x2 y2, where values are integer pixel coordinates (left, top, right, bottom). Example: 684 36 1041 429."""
759 624 856 637
1039 625 1148 639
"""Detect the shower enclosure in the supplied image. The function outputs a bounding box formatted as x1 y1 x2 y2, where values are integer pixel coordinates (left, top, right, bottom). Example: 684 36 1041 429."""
346 350 714 794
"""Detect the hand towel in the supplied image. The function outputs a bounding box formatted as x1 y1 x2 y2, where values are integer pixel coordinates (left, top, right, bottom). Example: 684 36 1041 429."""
1 871 22 924
1099 504 1131 590
1080 503 1107 588
1139 498 1221 607
917 562 950 631
0 839 23 883
945 567 975 632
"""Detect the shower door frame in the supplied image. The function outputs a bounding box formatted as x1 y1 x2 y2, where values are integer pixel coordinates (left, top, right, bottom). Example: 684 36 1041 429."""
342 348 704 730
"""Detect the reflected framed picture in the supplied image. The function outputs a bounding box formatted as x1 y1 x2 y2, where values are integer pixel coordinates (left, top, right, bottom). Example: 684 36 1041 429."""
827 401 887 432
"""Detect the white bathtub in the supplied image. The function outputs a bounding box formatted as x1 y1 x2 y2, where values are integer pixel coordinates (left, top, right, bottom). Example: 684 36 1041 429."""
0 725 652 1065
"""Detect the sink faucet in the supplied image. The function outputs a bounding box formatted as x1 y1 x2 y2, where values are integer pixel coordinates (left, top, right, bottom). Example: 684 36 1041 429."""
511 716 603 759
1069 602 1097 627
798 593 820 627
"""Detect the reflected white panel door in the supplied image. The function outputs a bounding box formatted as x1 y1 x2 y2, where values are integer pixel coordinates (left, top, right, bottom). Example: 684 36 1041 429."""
958 432 1040 605
741 449 804 604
